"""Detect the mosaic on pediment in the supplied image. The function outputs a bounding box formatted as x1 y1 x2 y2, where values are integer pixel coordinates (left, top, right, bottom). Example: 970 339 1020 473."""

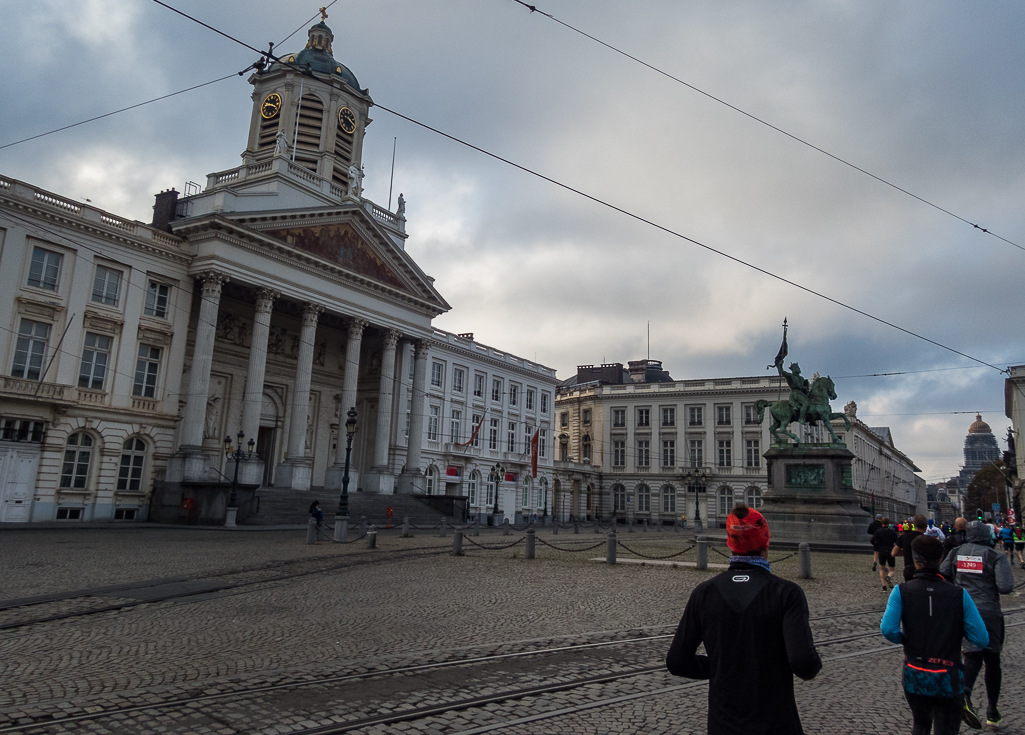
264 222 408 291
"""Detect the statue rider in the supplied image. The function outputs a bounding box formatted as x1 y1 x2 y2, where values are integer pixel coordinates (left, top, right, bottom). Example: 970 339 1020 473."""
778 361 811 425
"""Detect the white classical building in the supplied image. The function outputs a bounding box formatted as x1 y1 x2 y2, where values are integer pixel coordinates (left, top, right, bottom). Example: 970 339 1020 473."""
0 18 555 524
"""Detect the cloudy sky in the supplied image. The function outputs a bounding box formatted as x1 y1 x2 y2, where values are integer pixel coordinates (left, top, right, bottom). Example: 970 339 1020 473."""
2 0 1023 482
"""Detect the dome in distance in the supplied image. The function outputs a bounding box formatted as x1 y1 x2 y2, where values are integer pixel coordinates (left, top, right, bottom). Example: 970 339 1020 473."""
968 413 992 434
271 17 362 91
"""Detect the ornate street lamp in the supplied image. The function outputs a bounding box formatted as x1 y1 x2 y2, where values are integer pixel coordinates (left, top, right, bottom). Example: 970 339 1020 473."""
224 430 255 527
490 462 505 521
334 408 358 539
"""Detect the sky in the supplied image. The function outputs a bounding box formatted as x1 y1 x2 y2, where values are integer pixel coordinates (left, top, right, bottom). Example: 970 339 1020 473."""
2 0 1023 483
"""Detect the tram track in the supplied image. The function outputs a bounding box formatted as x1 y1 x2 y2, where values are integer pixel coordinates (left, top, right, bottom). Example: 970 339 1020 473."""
10 605 1022 735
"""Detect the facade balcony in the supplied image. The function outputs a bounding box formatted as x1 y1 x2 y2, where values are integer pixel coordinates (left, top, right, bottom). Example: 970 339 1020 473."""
743 465 762 474
659 465 678 474
716 465 734 474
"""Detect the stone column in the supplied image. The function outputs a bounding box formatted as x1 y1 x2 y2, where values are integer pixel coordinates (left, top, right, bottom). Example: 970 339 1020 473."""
396 339 430 494
238 288 278 485
178 272 228 450
361 329 401 494
274 303 322 490
325 318 369 490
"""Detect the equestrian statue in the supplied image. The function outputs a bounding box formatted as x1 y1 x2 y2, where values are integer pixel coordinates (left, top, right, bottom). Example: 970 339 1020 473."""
754 319 851 445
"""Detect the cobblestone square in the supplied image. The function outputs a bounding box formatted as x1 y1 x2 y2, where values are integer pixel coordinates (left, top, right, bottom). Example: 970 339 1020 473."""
2 526 1023 734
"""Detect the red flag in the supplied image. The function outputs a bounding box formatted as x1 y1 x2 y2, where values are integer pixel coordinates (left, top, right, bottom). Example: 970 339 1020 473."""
530 428 540 478
455 410 486 448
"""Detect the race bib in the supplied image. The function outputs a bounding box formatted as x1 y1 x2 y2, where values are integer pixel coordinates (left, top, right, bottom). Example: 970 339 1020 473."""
956 555 984 574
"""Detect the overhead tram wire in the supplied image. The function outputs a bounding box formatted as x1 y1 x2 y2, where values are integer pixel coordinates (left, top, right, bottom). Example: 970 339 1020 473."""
507 0 1025 255
142 1 1005 376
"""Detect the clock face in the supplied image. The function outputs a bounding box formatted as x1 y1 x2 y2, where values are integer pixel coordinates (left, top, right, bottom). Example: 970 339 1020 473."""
260 93 282 119
338 107 357 134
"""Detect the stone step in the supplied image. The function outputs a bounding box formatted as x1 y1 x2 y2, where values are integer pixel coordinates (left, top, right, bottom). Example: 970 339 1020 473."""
242 487 455 526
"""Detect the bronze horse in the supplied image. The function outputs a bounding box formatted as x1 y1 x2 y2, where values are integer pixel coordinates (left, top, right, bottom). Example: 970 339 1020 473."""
754 375 851 445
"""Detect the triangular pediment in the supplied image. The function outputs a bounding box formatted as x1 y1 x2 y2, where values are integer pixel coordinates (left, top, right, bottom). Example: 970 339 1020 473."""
263 221 408 291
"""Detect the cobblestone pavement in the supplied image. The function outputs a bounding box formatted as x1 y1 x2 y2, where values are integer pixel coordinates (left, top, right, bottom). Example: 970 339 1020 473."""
1 526 1023 734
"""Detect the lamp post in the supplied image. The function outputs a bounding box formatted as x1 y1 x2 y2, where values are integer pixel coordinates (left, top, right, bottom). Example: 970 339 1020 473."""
490 462 505 523
334 408 358 540
224 430 255 527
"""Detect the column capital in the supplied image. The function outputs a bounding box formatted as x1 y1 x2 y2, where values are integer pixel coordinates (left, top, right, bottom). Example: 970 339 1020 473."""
301 302 325 327
383 329 401 351
197 271 229 297
414 338 434 358
347 317 370 340
255 288 280 314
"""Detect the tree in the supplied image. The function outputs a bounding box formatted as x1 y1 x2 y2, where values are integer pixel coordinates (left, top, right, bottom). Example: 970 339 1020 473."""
966 460 1008 519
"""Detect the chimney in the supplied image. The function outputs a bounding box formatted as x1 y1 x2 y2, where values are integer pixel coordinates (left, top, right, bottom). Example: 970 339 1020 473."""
151 189 179 232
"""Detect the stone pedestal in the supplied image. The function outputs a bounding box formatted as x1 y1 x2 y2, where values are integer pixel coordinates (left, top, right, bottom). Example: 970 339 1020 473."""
275 458 312 491
324 467 361 492
396 470 423 495
760 444 870 543
360 470 395 495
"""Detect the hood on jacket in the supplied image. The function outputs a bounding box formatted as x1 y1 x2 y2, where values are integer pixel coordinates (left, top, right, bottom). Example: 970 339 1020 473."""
966 520 994 545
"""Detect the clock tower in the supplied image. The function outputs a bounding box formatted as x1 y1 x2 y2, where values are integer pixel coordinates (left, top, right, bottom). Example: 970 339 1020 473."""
243 14 372 195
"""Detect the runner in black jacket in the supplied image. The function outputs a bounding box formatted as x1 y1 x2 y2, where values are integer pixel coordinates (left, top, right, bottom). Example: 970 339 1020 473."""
666 504 821 735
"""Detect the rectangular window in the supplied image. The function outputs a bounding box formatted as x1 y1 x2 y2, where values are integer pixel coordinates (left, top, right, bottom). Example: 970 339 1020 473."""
468 474 477 505
56 507 83 520
453 368 464 394
450 409 462 444
689 406 703 426
663 489 676 513
540 393 549 414
78 332 112 390
637 487 650 512
615 487 626 511
91 265 122 306
113 508 137 520
746 439 761 468
662 440 675 467
405 399 412 437
144 281 169 318
582 408 591 425
560 412 569 427
718 440 732 467
539 428 548 458
689 439 703 467
473 373 485 398
509 384 518 407
491 378 502 403
28 247 62 291
526 389 535 411
637 440 650 467
636 408 650 427
430 362 444 388
524 424 532 451
427 405 440 441
612 408 626 428
489 418 500 450
408 353 415 380
117 456 145 492
12 319 50 380
507 421 516 452
472 413 482 448
744 404 759 425
613 441 626 467
662 406 676 427
133 344 161 398
717 405 732 426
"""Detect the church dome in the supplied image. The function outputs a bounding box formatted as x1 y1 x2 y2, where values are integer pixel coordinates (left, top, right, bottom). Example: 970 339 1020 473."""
272 19 362 91
968 413 992 434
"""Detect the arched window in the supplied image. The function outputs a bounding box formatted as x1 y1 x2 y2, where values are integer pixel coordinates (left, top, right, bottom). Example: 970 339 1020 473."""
486 472 497 506
637 484 651 512
718 486 735 516
424 466 437 495
613 484 627 512
60 432 93 489
117 437 147 491
467 471 479 506
662 485 677 513
746 486 763 509
522 476 532 508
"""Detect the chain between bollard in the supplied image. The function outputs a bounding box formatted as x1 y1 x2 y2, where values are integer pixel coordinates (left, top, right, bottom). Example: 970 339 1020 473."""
615 542 697 560
463 535 526 550
535 537 606 552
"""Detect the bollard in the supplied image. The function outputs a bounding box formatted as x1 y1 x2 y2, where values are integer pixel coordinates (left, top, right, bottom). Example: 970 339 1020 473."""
453 529 464 556
606 530 617 565
440 517 448 537
628 518 634 533
696 536 708 570
525 528 535 559
473 518 480 537
401 517 410 538
367 525 377 549
359 516 367 537
594 519 600 534
656 518 663 533
799 542 812 579
553 519 559 535
574 520 580 534
673 520 680 533
335 518 349 542
642 518 648 532
503 518 511 536
306 518 317 544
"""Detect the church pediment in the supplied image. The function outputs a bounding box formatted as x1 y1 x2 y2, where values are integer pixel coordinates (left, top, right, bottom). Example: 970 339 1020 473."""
264 222 407 291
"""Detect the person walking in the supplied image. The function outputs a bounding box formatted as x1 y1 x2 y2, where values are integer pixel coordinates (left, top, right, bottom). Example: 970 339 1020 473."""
939 520 1015 729
998 523 1014 564
881 535 989 735
666 503 821 734
924 518 945 541
892 514 927 582
868 514 883 571
1013 525 1025 569
871 518 899 590
943 517 968 561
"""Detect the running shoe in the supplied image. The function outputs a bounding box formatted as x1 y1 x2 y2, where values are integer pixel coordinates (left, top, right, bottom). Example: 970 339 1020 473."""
872 561 877 571
985 705 1001 729
962 697 982 729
